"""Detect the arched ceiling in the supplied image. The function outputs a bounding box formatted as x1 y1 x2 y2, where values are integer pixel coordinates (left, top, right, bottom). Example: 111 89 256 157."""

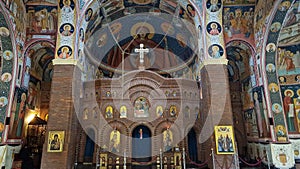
82 0 200 74
26 41 55 81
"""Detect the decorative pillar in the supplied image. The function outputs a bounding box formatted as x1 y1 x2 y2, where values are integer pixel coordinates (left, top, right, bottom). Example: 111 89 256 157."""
41 0 79 168
40 62 80 169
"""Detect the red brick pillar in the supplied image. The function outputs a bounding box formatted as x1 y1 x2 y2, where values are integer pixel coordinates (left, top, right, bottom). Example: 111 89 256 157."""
200 64 236 169
41 63 80 169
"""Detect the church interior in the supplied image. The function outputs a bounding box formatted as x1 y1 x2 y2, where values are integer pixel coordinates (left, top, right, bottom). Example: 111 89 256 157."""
0 0 300 168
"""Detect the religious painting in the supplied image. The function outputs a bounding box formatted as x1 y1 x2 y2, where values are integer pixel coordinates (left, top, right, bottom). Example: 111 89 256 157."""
83 108 88 120
79 28 84 42
109 130 120 153
241 78 254 110
1 72 12 82
0 96 8 107
100 153 107 168
278 1 300 45
207 22 221 36
294 96 300 132
272 103 282 114
57 45 72 59
275 125 287 142
277 45 300 76
278 1 291 11
105 106 113 118
3 50 13 60
161 22 175 35
47 131 64 152
120 106 127 118
59 0 75 13
0 26 9 37
169 105 177 117
124 6 137 15
270 22 281 33
7 87 28 139
131 22 155 40
184 106 190 118
266 63 275 73
163 129 173 152
186 4 196 17
278 76 286 84
26 6 58 34
224 0 256 5
134 97 149 118
280 85 299 132
223 6 255 44
176 33 186 47
102 0 124 16
266 43 276 53
206 0 222 12
85 8 93 22
268 83 279 93
156 106 163 117
208 44 224 58
295 74 300 83
97 34 107 47
59 23 74 36
159 0 178 14
214 126 235 154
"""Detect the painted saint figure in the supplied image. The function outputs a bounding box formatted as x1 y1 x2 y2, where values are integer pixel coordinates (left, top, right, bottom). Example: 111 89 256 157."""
283 90 295 131
50 134 61 150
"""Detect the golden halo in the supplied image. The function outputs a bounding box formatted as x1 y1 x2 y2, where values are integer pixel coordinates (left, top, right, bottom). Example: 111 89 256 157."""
62 46 69 52
284 89 294 97
110 22 122 35
211 23 217 28
0 123 4 132
176 33 186 47
297 89 300 97
64 24 70 30
131 22 155 39
161 22 175 35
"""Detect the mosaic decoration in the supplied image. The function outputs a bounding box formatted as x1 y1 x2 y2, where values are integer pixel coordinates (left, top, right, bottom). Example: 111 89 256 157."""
264 0 294 142
0 9 15 140
271 143 295 168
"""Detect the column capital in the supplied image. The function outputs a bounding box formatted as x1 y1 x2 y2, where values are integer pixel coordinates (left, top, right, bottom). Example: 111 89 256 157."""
199 58 228 70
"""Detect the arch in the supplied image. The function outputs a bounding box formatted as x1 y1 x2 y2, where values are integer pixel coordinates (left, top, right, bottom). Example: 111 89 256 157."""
132 125 152 161
262 0 297 140
187 128 198 162
84 128 95 162
0 6 19 140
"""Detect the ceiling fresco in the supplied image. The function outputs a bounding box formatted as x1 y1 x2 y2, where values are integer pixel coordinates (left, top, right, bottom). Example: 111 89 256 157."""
84 13 197 73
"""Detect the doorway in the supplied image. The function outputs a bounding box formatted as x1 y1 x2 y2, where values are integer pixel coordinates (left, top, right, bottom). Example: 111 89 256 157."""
132 125 152 168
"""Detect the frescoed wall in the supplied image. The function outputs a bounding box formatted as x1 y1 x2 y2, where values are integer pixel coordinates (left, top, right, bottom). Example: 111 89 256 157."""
223 5 255 45
0 12 13 140
26 5 58 37
8 87 27 139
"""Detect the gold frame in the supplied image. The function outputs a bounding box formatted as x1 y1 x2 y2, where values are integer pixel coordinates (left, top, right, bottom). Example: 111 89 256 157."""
47 131 64 152
214 126 235 154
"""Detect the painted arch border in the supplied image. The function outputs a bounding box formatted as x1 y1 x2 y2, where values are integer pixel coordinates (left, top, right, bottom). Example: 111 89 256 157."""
262 0 295 143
